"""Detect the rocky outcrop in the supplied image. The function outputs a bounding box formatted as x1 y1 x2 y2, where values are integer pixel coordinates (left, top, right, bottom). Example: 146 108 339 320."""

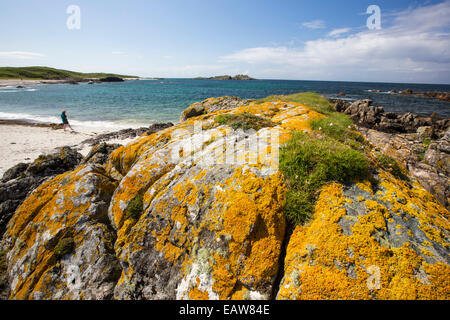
1 165 121 299
194 75 256 80
278 174 449 299
333 98 449 209
81 143 122 166
1 97 448 300
334 99 449 134
358 126 450 209
180 96 254 122
81 123 174 146
400 89 450 102
0 147 83 238
0 100 322 300
99 77 124 82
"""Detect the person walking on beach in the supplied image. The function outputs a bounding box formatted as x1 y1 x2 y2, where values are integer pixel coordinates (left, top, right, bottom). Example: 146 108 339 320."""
61 110 74 132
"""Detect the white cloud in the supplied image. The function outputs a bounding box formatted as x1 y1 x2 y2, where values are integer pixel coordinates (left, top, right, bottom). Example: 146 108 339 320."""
301 20 325 29
0 51 45 59
112 51 124 55
327 28 351 37
221 1 450 83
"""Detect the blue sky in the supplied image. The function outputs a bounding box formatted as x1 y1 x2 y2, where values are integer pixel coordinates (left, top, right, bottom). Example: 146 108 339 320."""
0 0 449 83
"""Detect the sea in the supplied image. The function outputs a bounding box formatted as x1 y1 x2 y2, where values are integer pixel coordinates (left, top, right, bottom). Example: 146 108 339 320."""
0 79 449 130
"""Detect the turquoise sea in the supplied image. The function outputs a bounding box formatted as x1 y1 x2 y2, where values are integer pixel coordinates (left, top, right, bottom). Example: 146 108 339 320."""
0 79 449 129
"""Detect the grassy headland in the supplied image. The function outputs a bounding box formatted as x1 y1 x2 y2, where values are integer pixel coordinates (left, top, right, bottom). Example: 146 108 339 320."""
0 66 136 80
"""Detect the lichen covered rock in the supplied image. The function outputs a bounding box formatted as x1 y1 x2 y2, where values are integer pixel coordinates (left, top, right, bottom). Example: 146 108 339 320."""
277 171 450 300
1 165 121 299
1 96 448 300
180 96 254 122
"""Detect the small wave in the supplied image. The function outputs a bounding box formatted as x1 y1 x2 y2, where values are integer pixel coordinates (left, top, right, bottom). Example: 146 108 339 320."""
25 89 38 92
0 90 19 93
0 111 145 130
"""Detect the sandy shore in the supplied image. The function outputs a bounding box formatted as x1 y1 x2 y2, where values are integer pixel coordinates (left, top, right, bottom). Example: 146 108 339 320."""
0 122 137 177
0 79 72 87
0 78 141 87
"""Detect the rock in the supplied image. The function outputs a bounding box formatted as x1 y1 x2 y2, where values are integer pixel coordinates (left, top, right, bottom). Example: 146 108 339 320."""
99 77 124 82
357 126 449 209
180 96 254 122
416 126 433 140
0 99 322 300
342 99 387 128
148 122 174 133
0 147 83 238
1 163 28 183
338 99 448 135
81 143 122 166
1 165 122 299
81 123 173 146
333 99 350 112
0 97 448 300
337 92 345 96
277 177 450 300
401 89 413 95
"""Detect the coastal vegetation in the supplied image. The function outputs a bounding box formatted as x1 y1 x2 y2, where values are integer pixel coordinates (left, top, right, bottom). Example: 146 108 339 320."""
280 133 370 224
214 112 276 131
271 92 372 224
54 237 75 258
124 194 144 221
0 66 136 80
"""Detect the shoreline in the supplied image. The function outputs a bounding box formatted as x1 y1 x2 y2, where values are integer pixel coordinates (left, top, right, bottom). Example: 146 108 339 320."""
0 78 141 88
0 79 73 87
0 120 140 177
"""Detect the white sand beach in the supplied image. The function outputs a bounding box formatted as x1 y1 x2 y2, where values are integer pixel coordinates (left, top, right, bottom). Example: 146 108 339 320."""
0 79 71 87
0 123 137 177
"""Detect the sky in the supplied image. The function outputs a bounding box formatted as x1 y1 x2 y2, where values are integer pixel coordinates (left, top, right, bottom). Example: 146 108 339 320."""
0 0 449 84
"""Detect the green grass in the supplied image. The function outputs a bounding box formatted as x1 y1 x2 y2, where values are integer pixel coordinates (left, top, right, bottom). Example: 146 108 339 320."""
215 112 276 131
280 132 370 224
0 250 7 279
124 194 144 221
256 92 335 115
0 66 136 80
54 237 75 258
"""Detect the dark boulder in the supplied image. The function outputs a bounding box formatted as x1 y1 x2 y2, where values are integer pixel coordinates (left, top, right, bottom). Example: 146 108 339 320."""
0 147 83 237
335 99 448 135
81 143 122 166
81 123 174 146
99 77 124 82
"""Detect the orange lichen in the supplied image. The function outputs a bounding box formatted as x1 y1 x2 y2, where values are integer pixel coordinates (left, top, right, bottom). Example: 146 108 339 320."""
4 165 117 299
278 178 450 300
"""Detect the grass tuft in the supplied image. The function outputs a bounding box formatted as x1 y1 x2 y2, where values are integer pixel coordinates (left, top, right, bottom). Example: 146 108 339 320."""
280 132 369 224
256 92 334 115
215 112 276 131
54 237 75 258
124 194 144 221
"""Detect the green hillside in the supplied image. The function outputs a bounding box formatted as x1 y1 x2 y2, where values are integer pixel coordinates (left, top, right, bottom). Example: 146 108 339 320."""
0 66 136 80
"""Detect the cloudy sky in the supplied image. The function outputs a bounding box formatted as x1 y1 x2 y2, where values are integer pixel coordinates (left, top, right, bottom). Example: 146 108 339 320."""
1 0 449 83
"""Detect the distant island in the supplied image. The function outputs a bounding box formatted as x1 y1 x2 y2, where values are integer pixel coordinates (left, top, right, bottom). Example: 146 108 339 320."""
193 74 256 80
0 66 137 81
